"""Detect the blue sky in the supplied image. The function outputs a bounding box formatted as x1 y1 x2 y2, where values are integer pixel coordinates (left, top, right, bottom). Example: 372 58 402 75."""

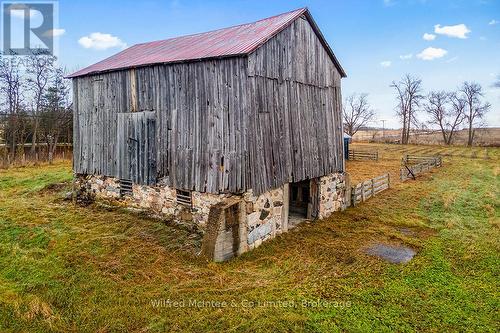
34 0 500 127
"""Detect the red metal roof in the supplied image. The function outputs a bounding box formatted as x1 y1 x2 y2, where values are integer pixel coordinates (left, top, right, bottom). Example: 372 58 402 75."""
68 8 345 78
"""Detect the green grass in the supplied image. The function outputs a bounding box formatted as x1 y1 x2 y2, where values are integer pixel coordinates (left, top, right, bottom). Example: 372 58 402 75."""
0 149 498 332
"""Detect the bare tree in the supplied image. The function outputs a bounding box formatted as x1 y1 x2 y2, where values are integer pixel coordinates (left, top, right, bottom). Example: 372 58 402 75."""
39 68 71 163
459 82 491 146
0 56 24 159
342 93 375 136
493 75 500 88
25 51 56 156
447 92 467 145
424 91 449 144
424 91 465 145
391 74 424 144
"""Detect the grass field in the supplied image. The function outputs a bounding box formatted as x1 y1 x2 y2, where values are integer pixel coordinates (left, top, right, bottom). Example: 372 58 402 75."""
0 144 499 332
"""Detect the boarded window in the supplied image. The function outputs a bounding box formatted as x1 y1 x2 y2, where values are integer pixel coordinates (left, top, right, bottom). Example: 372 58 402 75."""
176 189 192 206
119 178 133 197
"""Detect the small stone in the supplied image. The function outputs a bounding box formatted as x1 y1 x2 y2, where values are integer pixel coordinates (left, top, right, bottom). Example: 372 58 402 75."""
246 202 254 213
273 201 283 207
179 209 193 222
264 199 270 208
247 212 260 227
259 210 270 220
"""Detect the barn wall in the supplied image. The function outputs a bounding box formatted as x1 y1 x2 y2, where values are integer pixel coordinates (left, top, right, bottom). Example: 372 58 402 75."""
73 70 130 177
73 15 344 196
246 15 344 194
73 57 249 193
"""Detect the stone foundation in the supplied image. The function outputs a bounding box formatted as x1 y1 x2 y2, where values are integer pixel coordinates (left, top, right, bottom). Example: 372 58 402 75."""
75 172 348 261
318 172 350 219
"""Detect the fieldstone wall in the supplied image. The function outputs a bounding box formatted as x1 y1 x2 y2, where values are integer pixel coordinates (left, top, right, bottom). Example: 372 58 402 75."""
74 174 223 231
74 175 285 234
75 172 347 260
242 187 285 250
318 172 349 219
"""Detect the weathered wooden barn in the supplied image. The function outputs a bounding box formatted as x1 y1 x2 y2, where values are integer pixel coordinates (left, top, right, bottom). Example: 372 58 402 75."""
70 8 348 261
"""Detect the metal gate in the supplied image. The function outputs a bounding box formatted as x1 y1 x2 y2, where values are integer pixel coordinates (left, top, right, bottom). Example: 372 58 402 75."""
116 111 156 185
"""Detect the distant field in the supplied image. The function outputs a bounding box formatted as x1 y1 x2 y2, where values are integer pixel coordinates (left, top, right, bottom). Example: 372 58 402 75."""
353 128 500 146
0 145 499 332
347 142 497 184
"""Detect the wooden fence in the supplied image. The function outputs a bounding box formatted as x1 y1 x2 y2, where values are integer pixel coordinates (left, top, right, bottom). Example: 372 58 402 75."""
400 155 442 181
348 150 379 161
351 173 390 206
402 154 442 166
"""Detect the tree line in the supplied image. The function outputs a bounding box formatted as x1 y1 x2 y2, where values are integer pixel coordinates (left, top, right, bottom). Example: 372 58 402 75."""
343 74 493 146
0 52 72 162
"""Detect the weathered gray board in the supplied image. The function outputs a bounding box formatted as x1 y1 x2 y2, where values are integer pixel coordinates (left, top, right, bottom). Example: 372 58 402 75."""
73 14 344 195
116 111 156 185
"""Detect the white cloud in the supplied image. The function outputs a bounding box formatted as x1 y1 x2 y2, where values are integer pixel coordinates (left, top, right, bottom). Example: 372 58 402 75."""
383 0 396 6
489 19 498 25
380 61 392 68
416 47 447 60
43 29 65 37
399 54 413 60
78 32 126 50
434 24 471 39
423 33 436 41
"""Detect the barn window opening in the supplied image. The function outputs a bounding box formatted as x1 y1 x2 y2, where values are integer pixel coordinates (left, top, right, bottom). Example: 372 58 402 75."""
119 178 133 197
176 189 192 206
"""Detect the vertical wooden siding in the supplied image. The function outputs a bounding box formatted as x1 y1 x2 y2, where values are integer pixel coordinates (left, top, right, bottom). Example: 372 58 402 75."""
246 15 344 194
73 58 249 193
73 15 344 195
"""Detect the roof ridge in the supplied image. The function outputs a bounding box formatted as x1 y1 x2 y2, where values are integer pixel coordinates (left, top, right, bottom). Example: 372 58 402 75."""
132 7 307 48
67 7 348 78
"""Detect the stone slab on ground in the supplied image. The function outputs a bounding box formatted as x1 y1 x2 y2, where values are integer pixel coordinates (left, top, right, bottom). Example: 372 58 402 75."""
365 243 416 264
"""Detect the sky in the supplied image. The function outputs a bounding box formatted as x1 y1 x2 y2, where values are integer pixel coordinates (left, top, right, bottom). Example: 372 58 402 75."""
8 0 500 128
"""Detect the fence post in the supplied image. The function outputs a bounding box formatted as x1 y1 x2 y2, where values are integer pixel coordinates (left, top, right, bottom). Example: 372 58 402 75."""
371 179 375 197
387 173 391 188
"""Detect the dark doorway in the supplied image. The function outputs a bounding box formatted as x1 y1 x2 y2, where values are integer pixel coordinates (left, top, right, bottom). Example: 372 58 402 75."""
289 180 310 218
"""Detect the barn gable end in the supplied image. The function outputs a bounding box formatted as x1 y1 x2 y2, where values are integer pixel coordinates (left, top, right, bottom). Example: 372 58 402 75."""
246 14 344 194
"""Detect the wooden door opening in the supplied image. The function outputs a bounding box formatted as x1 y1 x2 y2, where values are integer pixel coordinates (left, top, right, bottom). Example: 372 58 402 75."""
117 111 157 185
287 178 320 228
289 180 310 218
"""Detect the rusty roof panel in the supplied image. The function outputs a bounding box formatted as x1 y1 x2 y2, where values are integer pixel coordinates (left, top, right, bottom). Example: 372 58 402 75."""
68 8 306 78
68 8 346 78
